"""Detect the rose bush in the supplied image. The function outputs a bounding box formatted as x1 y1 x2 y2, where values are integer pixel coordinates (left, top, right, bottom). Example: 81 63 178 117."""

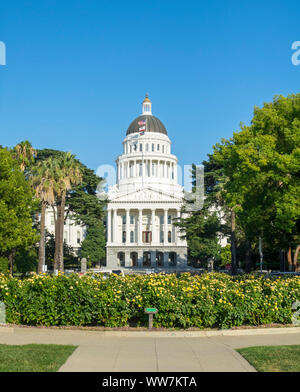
0 272 299 329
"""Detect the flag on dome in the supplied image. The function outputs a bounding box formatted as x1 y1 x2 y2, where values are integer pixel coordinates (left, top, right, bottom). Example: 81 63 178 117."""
139 125 145 135
138 120 146 126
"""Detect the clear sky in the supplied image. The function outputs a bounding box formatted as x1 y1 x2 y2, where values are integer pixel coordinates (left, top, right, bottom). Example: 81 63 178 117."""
0 0 299 173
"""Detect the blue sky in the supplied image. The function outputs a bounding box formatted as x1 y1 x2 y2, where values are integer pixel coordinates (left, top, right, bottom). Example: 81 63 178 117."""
0 0 299 173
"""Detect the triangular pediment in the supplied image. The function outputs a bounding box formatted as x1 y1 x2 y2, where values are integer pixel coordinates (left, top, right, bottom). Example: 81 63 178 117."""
108 186 183 202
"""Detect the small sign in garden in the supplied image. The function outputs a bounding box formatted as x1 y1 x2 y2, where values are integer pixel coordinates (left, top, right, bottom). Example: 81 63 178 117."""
144 308 158 330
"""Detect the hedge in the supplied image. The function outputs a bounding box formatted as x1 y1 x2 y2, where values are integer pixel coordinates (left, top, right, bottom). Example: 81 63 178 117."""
0 272 299 329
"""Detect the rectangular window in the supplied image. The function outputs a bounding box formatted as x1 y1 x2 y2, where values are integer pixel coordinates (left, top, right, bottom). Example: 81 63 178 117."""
160 231 164 243
130 215 134 224
140 144 143 152
122 215 126 225
142 231 152 243
152 144 154 152
168 215 172 224
160 215 164 225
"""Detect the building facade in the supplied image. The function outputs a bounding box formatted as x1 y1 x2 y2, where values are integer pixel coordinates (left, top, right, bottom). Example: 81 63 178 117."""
106 95 188 269
44 207 86 255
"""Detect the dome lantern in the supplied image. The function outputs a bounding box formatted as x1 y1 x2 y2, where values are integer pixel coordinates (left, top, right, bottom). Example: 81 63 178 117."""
142 93 152 115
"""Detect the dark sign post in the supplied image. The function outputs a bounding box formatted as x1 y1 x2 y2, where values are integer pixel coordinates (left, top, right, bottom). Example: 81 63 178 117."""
144 308 158 330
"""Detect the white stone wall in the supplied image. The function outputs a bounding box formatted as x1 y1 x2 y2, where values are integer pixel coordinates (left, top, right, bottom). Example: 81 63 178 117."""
44 207 86 254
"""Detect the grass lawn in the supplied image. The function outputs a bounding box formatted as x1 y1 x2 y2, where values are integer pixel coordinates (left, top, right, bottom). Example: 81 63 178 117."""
237 345 300 372
0 344 77 372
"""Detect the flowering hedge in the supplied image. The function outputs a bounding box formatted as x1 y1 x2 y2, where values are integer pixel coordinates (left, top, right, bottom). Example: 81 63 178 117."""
0 272 299 329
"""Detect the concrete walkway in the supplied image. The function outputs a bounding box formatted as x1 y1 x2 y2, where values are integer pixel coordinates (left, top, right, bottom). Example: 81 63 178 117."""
0 326 300 372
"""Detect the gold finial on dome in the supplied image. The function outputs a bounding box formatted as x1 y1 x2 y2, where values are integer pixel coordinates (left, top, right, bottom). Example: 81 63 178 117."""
142 93 152 115
143 93 151 103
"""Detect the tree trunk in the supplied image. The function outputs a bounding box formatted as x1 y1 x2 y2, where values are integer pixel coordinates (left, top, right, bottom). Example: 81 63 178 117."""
294 245 300 272
58 192 66 272
38 201 46 274
245 240 252 273
287 245 293 272
53 203 61 274
9 249 16 275
231 208 237 275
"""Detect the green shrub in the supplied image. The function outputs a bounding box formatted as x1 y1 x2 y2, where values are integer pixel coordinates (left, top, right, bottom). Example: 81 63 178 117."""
0 272 299 329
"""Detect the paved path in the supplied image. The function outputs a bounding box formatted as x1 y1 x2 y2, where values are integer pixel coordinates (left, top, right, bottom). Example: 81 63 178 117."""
0 327 300 372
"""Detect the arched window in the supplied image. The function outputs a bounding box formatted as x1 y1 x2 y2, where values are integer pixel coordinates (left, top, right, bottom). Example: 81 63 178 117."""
122 231 126 243
162 145 165 153
152 143 154 152
130 231 134 243
140 144 143 152
77 231 81 244
168 231 172 243
157 144 160 151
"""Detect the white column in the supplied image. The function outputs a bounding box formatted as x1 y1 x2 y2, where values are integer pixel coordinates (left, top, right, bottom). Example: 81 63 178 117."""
151 209 155 243
138 209 143 245
125 251 131 267
113 209 118 244
126 209 130 245
163 252 169 267
164 209 168 245
176 209 180 245
107 209 111 243
150 251 156 268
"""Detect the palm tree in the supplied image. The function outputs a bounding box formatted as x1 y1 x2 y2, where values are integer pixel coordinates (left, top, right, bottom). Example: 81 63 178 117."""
30 159 56 274
52 153 83 272
13 140 36 172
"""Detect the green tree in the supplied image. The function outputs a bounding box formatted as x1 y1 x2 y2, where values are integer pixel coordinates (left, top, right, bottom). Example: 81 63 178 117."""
37 149 106 270
0 147 38 273
213 94 300 271
80 223 106 266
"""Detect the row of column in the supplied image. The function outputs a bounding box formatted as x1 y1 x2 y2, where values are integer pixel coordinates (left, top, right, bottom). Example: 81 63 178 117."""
117 160 177 182
123 142 169 155
107 208 181 245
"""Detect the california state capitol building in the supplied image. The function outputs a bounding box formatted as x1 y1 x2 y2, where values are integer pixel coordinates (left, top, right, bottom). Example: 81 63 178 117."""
105 95 188 269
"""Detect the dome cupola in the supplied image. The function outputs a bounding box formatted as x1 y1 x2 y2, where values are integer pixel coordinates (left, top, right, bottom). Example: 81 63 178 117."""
142 93 152 115
126 94 168 136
